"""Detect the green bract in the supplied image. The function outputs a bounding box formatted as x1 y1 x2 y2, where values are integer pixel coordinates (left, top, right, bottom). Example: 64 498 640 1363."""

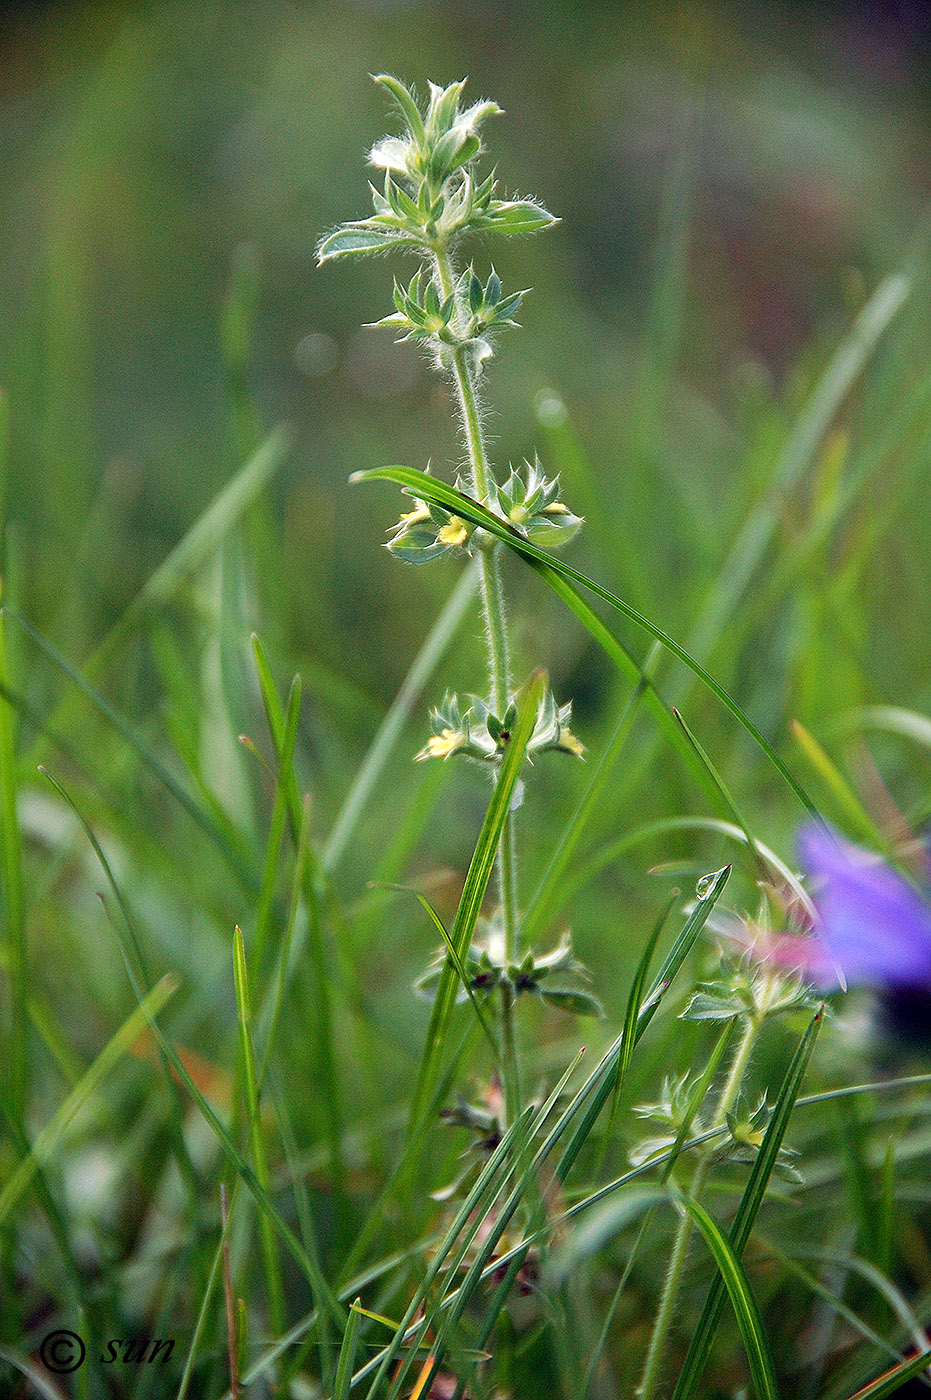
488 456 583 549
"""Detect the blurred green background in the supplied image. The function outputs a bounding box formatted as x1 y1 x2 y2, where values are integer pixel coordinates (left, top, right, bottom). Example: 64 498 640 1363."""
3 0 931 1057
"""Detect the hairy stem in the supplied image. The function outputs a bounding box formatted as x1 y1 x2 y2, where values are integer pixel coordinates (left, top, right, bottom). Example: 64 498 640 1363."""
636 1015 760 1400
434 243 521 1119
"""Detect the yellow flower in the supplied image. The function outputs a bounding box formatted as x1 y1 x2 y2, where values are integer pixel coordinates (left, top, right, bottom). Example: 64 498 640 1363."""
436 515 469 547
558 727 585 758
418 727 465 761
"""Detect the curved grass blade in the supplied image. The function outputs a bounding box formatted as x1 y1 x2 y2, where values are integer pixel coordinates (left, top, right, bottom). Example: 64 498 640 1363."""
672 707 772 883
671 1006 823 1400
352 465 821 820
681 1196 780 1400
840 1348 931 1400
553 815 813 932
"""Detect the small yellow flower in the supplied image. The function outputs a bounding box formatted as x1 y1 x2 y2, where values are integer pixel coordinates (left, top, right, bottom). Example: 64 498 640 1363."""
436 515 469 547
558 727 585 758
397 503 431 527
418 727 464 760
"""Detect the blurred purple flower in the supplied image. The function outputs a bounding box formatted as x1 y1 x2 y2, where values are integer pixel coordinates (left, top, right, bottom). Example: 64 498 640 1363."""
794 824 931 990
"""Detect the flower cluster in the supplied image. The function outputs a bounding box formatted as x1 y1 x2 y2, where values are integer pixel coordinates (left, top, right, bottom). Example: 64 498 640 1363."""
416 917 602 1018
373 266 526 374
316 76 556 266
386 459 581 564
416 686 584 764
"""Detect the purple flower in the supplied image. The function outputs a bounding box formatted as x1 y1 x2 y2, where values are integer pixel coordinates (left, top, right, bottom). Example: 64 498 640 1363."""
794 825 931 990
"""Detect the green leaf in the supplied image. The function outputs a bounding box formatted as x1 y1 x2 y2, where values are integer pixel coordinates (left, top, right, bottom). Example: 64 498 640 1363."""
376 882 500 1058
487 199 559 233
351 466 820 820
539 985 604 1017
0 976 176 1229
554 866 730 1187
316 226 422 263
39 768 346 1332
373 74 426 145
840 1349 931 1400
681 1197 780 1400
601 892 677 1159
681 991 744 1021
334 1300 363 1400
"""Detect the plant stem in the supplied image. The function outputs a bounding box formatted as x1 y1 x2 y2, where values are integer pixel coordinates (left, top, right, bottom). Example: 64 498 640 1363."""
636 1015 760 1400
434 244 521 1120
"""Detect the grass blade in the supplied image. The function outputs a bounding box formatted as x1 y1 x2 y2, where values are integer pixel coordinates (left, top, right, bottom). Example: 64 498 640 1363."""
323 559 478 874
377 883 500 1059
601 891 678 1158
681 1196 780 1400
840 1348 931 1400
38 766 346 1330
11 611 257 885
0 591 26 1118
333 1301 363 1400
232 925 286 1335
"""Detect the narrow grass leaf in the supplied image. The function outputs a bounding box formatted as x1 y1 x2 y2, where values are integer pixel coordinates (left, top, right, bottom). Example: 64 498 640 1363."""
0 594 27 1117
82 426 290 681
557 866 730 1187
40 768 345 1328
324 560 478 874
841 1349 931 1400
376 883 500 1059
251 673 301 982
681 1197 780 1400
334 1301 363 1400
251 633 303 834
11 612 257 885
602 891 677 1155
791 719 888 851
672 707 772 883
232 925 286 1335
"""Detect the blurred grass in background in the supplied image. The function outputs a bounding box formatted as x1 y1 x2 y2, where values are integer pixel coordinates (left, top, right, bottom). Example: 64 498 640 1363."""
3 1 931 1393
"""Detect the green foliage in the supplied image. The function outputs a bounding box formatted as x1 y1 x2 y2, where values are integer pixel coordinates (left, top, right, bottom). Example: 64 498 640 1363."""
2 18 931 1400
